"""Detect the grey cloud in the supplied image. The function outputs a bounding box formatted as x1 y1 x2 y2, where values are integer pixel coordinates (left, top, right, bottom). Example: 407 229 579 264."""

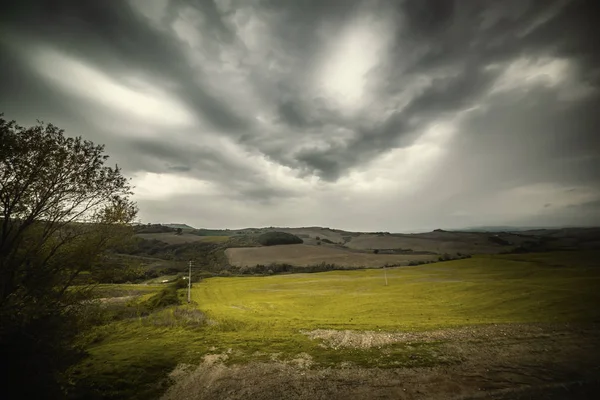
1 0 250 133
277 101 308 128
1 0 599 228
568 199 600 211
168 165 192 172
263 0 599 181
122 137 299 203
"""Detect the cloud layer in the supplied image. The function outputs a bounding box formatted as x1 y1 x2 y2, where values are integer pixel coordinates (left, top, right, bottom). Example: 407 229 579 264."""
1 0 599 231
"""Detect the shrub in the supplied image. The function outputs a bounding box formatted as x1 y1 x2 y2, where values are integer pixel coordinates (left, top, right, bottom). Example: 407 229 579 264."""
316 236 321 240
317 241 321 245
195 271 217 279
373 249 379 254
144 307 206 327
145 279 186 310
257 231 303 246
134 224 176 234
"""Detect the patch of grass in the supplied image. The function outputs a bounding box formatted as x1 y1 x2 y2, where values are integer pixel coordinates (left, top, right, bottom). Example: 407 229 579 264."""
68 323 210 399
196 251 600 331
90 284 163 299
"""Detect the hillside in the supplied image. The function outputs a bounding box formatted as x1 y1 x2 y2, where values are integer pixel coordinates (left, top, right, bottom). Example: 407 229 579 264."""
162 223 196 230
225 244 438 268
120 225 600 275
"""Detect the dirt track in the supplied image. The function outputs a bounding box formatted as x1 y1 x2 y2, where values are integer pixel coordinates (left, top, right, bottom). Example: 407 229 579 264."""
161 323 600 400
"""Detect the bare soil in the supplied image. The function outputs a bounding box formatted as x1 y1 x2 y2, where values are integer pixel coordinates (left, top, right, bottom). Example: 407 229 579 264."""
161 323 600 400
225 244 437 268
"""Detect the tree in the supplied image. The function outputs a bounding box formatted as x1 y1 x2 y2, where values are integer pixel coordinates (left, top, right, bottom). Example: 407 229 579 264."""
257 231 303 246
0 115 137 397
176 227 183 235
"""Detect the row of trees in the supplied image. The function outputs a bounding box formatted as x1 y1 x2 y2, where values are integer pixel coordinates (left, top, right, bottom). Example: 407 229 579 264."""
0 115 137 397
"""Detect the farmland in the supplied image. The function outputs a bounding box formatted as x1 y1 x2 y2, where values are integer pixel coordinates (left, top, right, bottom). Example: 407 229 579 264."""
70 250 600 399
225 243 438 268
135 232 230 244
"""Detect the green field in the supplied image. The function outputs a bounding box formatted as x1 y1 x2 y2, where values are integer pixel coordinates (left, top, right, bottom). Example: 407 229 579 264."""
197 253 600 330
70 251 600 399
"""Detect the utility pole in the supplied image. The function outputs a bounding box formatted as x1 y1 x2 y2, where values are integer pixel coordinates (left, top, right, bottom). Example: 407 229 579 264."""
187 260 193 303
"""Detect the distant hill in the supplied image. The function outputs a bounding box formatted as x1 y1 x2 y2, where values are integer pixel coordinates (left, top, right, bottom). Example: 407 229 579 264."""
162 223 196 230
455 226 564 232
124 224 600 273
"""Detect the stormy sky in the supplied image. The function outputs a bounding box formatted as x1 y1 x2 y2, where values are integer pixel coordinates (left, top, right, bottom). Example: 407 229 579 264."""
1 0 599 232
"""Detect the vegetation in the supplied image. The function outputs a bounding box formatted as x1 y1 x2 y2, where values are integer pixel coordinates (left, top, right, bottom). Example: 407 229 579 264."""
256 231 303 246
231 261 344 275
190 228 234 236
134 224 177 234
68 251 600 398
0 115 137 398
145 278 187 310
119 238 228 271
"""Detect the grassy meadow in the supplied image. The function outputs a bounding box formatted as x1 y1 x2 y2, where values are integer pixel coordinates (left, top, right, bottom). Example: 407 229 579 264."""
197 252 600 331
69 251 600 399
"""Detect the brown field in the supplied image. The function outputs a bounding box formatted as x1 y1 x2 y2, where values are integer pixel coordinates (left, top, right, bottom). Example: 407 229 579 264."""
225 244 437 267
345 233 503 254
343 231 540 254
135 233 229 244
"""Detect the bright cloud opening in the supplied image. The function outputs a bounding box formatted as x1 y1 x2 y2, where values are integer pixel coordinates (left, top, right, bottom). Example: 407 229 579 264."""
132 172 219 200
318 14 392 109
32 48 195 127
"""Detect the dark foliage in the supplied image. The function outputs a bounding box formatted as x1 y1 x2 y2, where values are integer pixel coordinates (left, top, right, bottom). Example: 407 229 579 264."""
0 115 137 397
488 235 511 246
119 238 229 271
145 280 185 310
257 231 303 246
133 224 177 234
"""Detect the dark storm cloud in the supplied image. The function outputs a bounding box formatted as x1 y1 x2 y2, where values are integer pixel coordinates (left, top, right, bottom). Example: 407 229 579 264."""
0 0 249 133
259 0 600 181
1 0 599 228
0 36 81 125
4 0 597 183
122 137 299 202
